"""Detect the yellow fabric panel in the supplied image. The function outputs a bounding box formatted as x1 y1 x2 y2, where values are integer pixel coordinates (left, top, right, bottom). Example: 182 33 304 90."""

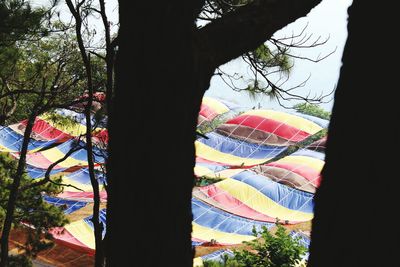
194 165 215 177
0 145 12 153
215 178 313 222
193 257 203 267
40 148 87 168
61 177 96 192
195 142 269 166
39 114 87 136
276 155 324 172
202 97 230 114
192 222 255 245
65 220 95 249
243 110 322 134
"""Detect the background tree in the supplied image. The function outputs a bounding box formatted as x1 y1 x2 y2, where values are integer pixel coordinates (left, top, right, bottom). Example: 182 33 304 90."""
109 0 322 266
0 152 68 266
293 103 330 120
0 24 96 267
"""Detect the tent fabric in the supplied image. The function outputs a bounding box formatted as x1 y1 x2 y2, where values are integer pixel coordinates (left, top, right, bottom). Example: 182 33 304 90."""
193 186 284 223
211 178 313 222
192 198 273 244
50 227 95 255
251 165 317 193
241 110 323 134
225 114 312 142
0 126 58 153
197 132 287 159
18 118 73 141
43 196 87 214
230 171 314 213
199 96 230 121
216 124 295 146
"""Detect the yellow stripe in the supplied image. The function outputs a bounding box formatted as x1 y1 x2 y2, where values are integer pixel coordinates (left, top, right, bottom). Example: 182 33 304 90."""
194 165 215 177
192 222 255 245
215 178 313 221
202 97 229 114
0 145 13 153
276 155 324 172
243 110 322 134
39 114 87 136
213 169 244 179
64 220 95 249
61 177 98 192
195 142 269 166
40 148 87 168
193 257 203 267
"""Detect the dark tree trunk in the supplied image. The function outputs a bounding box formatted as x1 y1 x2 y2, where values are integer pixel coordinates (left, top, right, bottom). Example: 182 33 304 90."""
309 2 400 266
107 2 207 266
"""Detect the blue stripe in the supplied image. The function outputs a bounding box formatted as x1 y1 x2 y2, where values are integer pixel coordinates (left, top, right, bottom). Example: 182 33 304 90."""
231 171 314 213
198 132 287 159
43 196 87 214
25 165 65 179
192 198 273 236
291 149 325 161
0 127 58 152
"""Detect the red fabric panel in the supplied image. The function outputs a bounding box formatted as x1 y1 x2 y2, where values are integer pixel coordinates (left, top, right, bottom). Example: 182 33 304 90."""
50 227 94 255
199 103 219 120
25 153 63 169
21 118 72 140
266 162 321 187
57 191 108 200
226 115 310 142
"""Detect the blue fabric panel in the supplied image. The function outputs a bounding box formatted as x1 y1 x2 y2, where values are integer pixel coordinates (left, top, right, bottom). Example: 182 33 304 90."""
192 198 273 235
291 149 325 161
198 132 287 159
43 196 87 214
26 165 65 179
55 139 106 163
231 171 314 213
0 126 57 152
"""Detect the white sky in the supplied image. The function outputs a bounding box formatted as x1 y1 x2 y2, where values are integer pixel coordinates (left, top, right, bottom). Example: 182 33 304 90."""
31 0 352 112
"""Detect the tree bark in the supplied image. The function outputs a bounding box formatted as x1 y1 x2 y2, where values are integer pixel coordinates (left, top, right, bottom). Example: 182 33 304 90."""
309 2 400 266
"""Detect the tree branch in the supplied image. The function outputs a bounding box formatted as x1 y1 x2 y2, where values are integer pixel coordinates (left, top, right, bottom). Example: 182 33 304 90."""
197 0 322 68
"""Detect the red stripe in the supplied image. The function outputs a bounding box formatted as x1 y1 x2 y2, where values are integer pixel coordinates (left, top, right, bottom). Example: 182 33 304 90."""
25 152 65 169
199 103 220 120
21 118 72 140
50 227 95 255
266 162 321 187
226 115 310 142
58 191 108 200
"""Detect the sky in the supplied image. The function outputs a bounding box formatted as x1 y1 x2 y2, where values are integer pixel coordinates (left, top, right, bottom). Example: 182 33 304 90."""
205 0 353 112
31 0 352 112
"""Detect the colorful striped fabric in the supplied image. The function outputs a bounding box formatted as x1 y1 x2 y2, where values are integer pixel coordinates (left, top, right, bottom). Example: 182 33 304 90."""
192 198 273 244
43 196 88 214
199 96 230 122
